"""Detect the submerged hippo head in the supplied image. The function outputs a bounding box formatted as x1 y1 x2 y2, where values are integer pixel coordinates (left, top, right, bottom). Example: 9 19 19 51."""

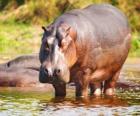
39 23 77 84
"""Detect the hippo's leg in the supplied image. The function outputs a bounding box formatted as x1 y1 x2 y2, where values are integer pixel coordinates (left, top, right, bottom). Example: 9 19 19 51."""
104 70 121 96
76 81 89 97
53 84 66 97
75 70 90 97
90 82 103 96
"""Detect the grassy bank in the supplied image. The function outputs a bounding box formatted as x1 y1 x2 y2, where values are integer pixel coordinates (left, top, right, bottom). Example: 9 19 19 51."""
0 22 42 60
129 33 140 57
0 0 140 60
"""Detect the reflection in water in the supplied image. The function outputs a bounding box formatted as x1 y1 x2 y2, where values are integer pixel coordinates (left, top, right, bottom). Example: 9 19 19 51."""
40 94 140 116
48 96 128 107
0 88 140 116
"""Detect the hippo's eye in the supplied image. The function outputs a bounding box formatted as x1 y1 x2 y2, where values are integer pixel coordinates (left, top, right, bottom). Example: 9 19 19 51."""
58 39 62 47
45 43 49 51
56 31 63 47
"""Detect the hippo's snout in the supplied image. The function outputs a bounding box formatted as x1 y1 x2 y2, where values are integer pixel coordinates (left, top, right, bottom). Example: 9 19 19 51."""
39 66 69 84
43 67 61 78
39 68 49 83
39 66 54 83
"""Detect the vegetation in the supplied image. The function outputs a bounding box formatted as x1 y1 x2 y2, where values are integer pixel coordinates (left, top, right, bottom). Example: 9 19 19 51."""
0 22 42 61
0 0 140 59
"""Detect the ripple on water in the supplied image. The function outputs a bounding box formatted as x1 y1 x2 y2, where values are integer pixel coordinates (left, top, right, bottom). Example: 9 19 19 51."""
0 88 140 116
39 105 140 116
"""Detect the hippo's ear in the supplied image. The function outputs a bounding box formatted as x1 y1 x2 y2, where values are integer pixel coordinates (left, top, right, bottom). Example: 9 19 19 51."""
65 27 71 37
61 38 71 51
61 28 72 50
42 26 47 32
65 25 77 41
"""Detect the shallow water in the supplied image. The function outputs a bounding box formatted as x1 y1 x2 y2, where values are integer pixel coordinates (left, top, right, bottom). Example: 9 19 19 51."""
0 87 140 116
0 65 140 116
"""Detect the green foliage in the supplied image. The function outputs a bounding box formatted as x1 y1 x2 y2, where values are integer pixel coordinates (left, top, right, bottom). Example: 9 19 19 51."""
0 0 140 31
115 0 140 32
129 33 140 57
0 0 9 10
14 0 60 24
0 0 140 57
0 22 42 58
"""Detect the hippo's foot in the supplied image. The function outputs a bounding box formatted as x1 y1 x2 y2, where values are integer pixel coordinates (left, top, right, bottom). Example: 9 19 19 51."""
53 84 66 97
104 82 116 96
90 82 103 97
104 70 120 96
105 88 115 96
93 88 102 96
75 84 88 98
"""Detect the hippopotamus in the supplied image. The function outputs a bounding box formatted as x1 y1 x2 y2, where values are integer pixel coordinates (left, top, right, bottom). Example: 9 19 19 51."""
0 54 53 90
39 4 131 97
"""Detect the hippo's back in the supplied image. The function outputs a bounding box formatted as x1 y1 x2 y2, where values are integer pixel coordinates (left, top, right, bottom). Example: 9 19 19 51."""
56 4 130 48
82 4 130 46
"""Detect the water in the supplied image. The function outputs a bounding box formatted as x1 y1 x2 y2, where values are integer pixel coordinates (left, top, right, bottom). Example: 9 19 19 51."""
0 67 140 116
0 88 139 116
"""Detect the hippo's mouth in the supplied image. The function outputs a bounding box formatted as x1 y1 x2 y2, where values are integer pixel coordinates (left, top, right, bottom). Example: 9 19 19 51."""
39 70 67 84
46 75 66 84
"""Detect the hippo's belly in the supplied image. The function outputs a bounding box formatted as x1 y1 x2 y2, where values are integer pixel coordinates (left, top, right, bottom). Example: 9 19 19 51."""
71 32 131 83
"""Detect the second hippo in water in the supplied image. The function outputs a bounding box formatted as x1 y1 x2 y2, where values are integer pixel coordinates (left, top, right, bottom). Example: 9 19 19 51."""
0 54 52 90
39 4 131 97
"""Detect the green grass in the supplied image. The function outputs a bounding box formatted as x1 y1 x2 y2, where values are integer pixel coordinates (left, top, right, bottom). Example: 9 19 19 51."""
0 22 42 60
129 32 140 57
0 0 140 60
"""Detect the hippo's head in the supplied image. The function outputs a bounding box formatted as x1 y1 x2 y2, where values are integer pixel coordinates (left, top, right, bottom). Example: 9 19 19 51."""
39 23 77 84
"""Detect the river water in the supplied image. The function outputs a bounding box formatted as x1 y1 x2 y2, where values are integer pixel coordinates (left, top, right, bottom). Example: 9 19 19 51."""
0 59 140 116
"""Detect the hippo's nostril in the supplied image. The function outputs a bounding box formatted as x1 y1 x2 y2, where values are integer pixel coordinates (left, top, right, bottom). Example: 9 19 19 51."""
54 69 61 76
44 68 48 75
44 68 53 77
57 69 61 73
